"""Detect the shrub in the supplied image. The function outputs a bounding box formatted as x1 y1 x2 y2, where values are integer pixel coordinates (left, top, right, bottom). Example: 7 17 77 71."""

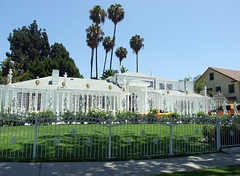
38 110 55 124
197 112 208 117
27 110 55 124
202 125 216 142
202 121 240 145
167 112 181 121
0 114 25 126
61 110 73 123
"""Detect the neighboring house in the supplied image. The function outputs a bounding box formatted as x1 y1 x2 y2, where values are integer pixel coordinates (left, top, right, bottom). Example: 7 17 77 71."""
196 67 240 103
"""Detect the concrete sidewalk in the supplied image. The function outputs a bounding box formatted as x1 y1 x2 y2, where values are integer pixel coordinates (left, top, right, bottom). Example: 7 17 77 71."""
0 153 239 176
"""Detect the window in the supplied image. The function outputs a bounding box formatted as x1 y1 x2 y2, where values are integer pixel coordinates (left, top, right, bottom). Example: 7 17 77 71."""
145 81 153 88
226 105 231 110
159 83 165 90
207 88 213 91
215 86 221 93
209 72 214 81
167 84 173 90
228 84 235 93
237 105 240 110
37 93 41 111
159 83 173 90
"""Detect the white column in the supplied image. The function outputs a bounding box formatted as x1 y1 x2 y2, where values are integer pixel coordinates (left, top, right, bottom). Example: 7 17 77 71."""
145 88 148 112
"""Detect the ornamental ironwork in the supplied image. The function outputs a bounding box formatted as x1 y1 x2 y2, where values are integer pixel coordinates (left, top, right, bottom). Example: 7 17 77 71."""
86 139 93 146
53 139 60 146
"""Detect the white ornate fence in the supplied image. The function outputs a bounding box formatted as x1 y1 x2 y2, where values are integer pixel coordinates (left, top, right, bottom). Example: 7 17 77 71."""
0 112 239 160
0 87 214 115
147 92 210 115
0 87 123 114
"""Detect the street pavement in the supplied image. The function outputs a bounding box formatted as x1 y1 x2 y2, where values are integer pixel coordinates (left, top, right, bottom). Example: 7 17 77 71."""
0 152 239 176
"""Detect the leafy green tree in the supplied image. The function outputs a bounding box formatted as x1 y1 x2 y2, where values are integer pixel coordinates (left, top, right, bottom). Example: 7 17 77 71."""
1 56 31 82
193 75 201 82
89 5 106 79
194 75 205 94
130 35 144 73
49 43 83 78
115 47 127 67
5 20 82 80
107 3 125 70
102 36 115 75
6 20 50 70
1 57 13 77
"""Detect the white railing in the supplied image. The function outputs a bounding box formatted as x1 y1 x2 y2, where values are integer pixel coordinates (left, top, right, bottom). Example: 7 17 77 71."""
0 87 214 116
0 112 239 160
0 87 123 114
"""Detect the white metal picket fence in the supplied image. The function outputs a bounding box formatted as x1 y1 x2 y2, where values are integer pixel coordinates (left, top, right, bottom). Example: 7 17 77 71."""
0 112 239 160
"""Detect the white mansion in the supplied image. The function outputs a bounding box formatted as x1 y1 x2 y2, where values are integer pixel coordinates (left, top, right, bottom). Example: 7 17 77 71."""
0 70 211 115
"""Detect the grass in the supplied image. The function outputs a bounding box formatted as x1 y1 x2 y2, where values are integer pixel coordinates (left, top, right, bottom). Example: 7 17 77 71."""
0 122 217 160
149 164 240 176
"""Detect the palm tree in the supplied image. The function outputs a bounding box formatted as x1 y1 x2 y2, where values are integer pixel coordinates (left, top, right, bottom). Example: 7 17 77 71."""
130 35 144 73
94 27 104 79
115 47 128 70
86 24 97 79
120 66 128 73
107 3 125 70
86 25 104 79
102 36 115 75
89 5 106 79
101 69 115 80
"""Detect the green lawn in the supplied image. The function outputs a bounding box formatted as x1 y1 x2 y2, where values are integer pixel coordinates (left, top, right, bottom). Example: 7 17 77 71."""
149 164 240 176
0 123 217 160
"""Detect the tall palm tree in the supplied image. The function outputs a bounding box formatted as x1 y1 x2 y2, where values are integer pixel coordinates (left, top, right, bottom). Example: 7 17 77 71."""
115 47 128 70
130 35 144 73
107 3 125 70
94 27 104 79
89 5 106 79
86 24 97 79
86 25 104 79
102 36 115 75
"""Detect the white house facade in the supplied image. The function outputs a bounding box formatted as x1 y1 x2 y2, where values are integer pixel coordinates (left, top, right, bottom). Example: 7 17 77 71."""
0 70 211 115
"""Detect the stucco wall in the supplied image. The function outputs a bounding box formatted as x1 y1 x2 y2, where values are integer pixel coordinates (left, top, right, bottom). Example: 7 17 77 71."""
201 69 240 102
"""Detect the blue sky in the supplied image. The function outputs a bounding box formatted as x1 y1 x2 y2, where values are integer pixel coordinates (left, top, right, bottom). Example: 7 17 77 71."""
0 0 240 81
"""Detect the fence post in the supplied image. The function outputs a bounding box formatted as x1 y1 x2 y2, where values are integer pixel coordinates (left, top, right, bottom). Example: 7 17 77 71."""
169 117 173 156
33 114 38 159
108 119 112 159
216 118 221 151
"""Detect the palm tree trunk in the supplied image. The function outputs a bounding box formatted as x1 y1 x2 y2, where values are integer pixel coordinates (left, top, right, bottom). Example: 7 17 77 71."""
110 24 117 70
119 63 121 74
136 52 139 73
95 45 98 79
95 24 99 79
91 48 94 79
103 51 108 76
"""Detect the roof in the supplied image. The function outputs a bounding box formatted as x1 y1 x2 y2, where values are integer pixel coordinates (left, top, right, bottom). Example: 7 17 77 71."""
148 89 204 98
8 76 121 93
128 80 150 87
120 72 176 82
197 67 240 82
